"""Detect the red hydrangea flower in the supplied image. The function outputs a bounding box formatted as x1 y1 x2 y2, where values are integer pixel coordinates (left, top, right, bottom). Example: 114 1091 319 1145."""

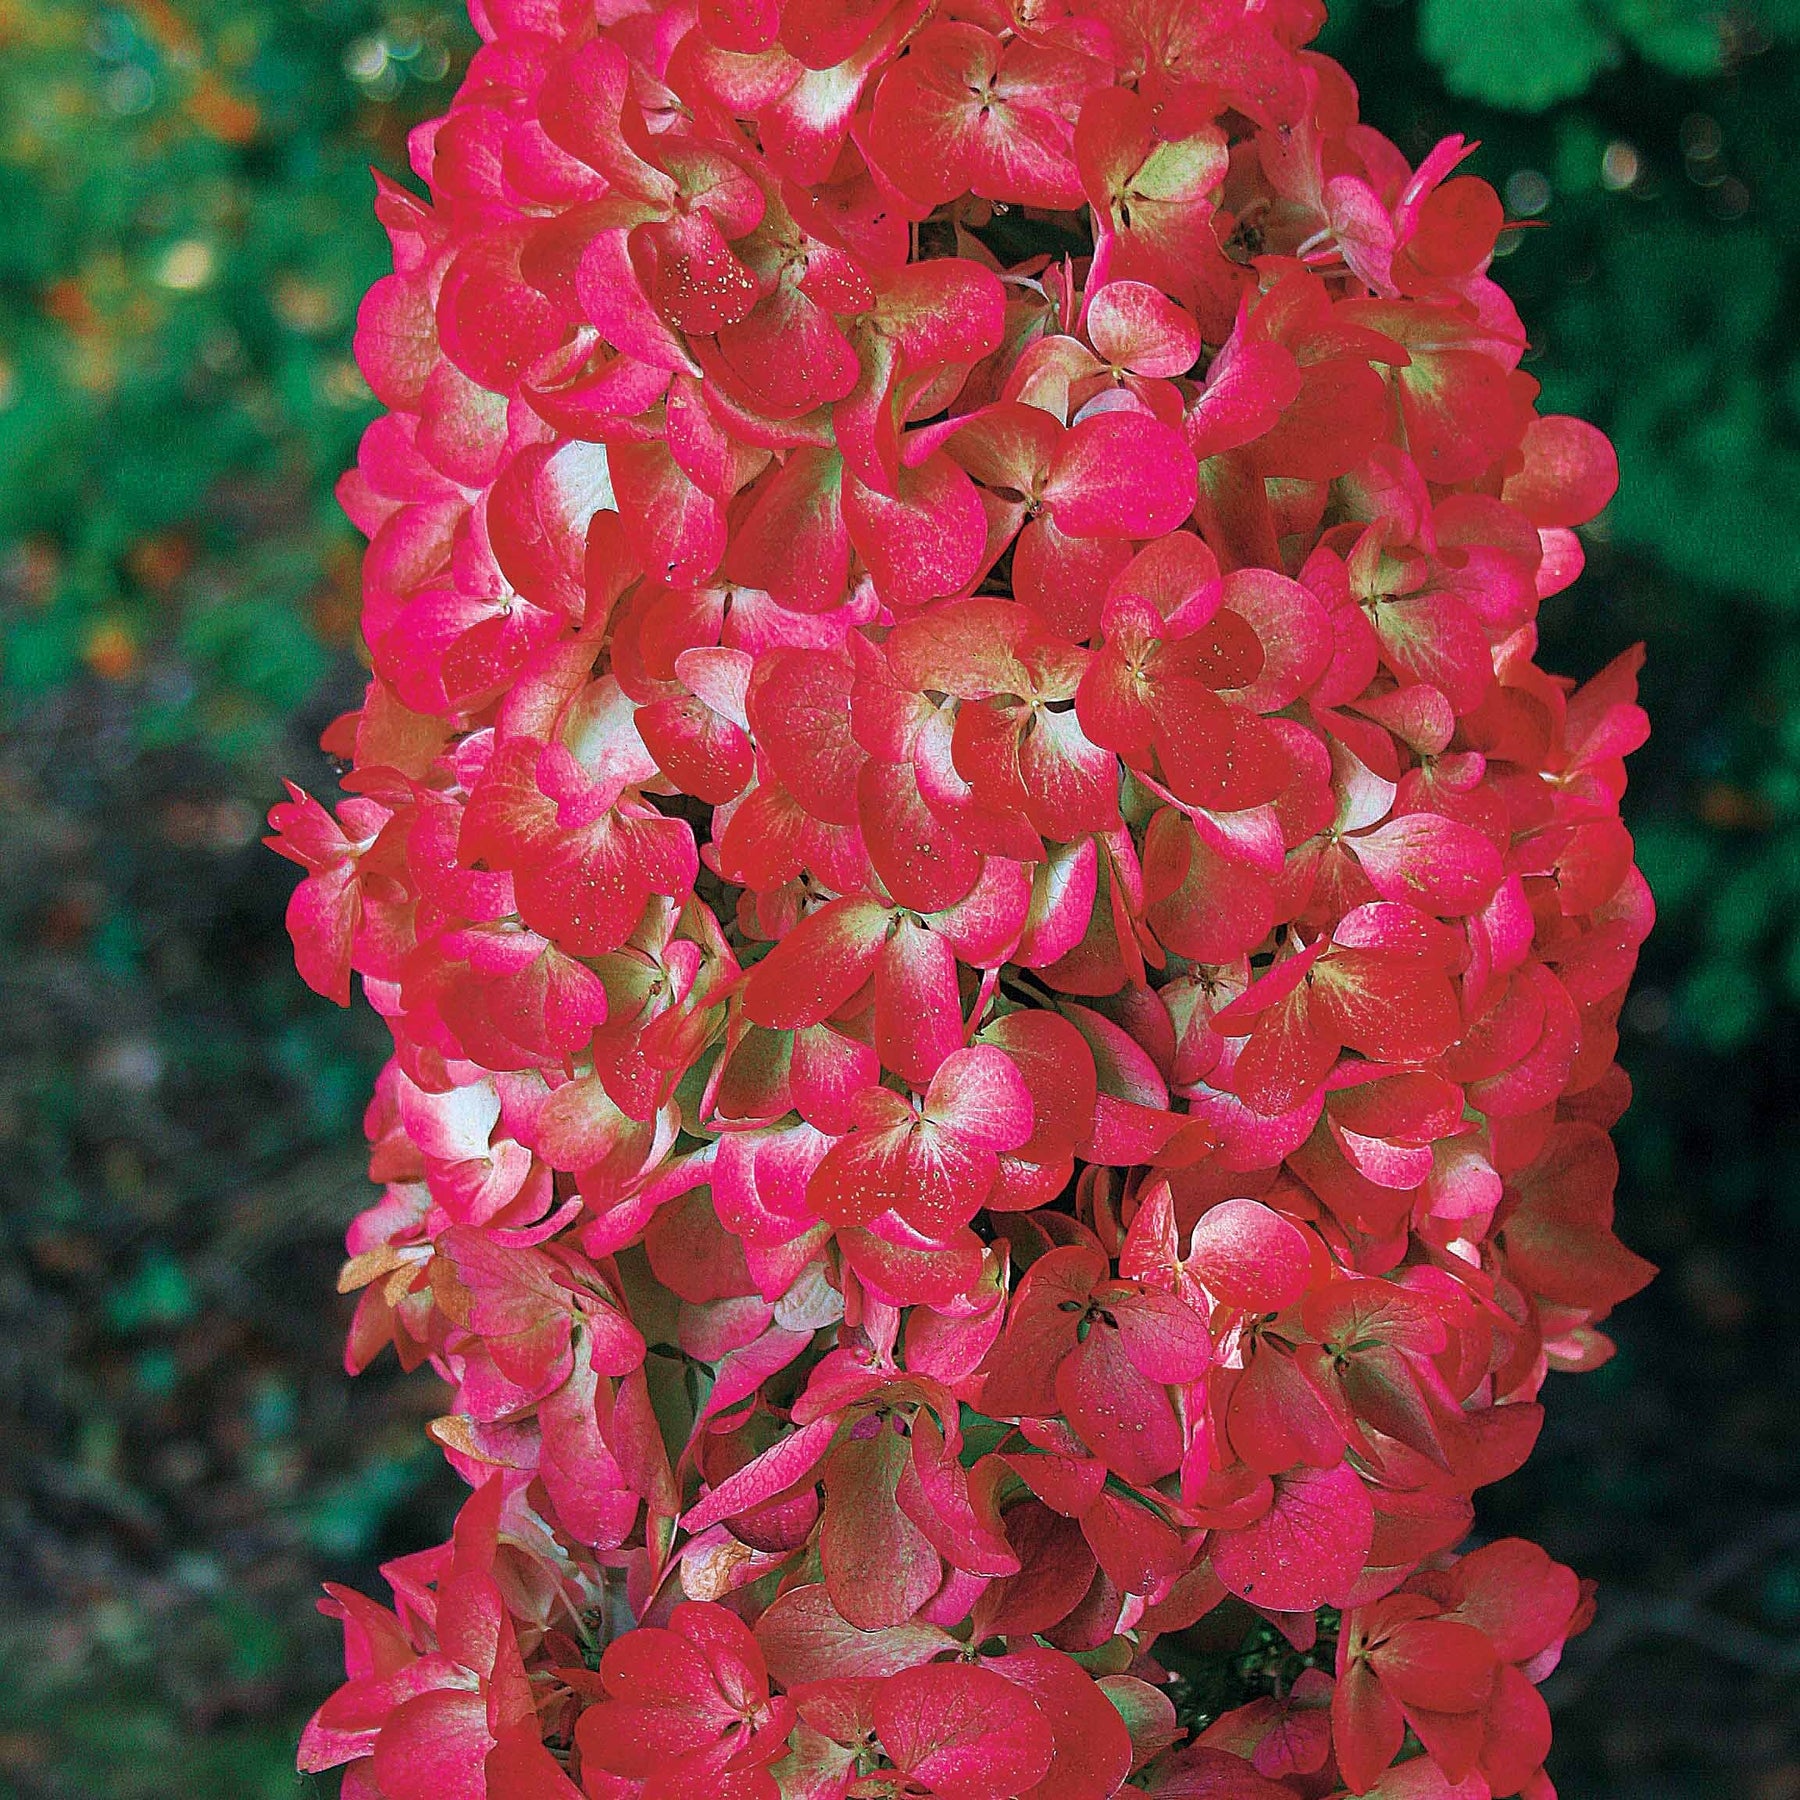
575 1601 796 1800
1333 1539 1591 1795
978 1243 1211 1486
280 0 1652 1793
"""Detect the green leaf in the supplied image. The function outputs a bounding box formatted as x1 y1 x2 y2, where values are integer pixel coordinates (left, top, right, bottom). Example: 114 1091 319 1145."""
1746 0 1800 36
1418 0 1616 111
1631 819 1715 917
106 1250 197 1332
1602 0 1725 75
957 1406 1012 1465
305 1449 438 1558
1681 955 1765 1051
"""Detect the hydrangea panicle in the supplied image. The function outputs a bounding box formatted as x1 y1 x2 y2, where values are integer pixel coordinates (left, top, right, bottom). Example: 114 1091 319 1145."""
278 0 1653 1793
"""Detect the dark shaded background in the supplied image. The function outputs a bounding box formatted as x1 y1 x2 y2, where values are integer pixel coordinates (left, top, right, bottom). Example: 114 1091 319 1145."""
2 2 1797 1794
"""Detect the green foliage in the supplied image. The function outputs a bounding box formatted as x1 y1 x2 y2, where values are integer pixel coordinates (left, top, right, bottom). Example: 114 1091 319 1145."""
0 0 473 764
1419 0 1621 112
305 1446 444 1558
104 1248 197 1331
0 9 469 1797
1415 0 1794 112
1161 1607 1339 1731
0 1607 332 1800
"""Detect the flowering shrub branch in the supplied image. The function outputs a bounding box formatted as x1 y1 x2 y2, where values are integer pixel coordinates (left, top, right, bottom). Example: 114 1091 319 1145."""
271 1 1654 1795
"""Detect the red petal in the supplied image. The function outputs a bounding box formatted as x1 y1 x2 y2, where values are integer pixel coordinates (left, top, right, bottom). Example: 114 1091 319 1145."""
747 647 863 827
845 453 989 606
1087 281 1203 379
1347 813 1503 916
727 450 853 614
1210 1462 1374 1612
1370 1618 1499 1713
755 1584 954 1687
741 898 891 1031
1329 1657 1407 1795
373 1689 494 1800
924 1045 1035 1152
877 917 967 1084
821 1427 946 1628
1186 1199 1314 1312
859 757 984 914
874 1662 1054 1800
1045 413 1199 540
1475 1663 1552 1796
993 1646 1134 1800
1146 1745 1306 1800
1112 1288 1212 1384
609 438 727 587
1057 1324 1184 1486
977 1009 1099 1165
1441 1538 1580 1663
1503 415 1618 528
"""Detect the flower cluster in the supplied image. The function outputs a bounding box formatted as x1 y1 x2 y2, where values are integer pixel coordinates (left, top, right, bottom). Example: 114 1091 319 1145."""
273 1 1654 1796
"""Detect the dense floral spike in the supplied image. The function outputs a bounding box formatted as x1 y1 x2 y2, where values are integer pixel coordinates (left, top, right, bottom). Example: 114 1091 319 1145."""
281 2 1652 1795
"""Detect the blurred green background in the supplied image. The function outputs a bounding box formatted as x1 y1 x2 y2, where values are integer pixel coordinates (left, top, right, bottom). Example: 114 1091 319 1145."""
1 2 1798 1795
